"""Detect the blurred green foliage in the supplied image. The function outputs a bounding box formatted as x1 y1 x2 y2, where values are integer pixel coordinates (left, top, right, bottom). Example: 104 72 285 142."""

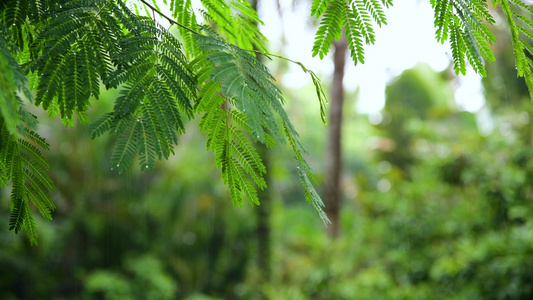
249 58 532 299
2 32 533 300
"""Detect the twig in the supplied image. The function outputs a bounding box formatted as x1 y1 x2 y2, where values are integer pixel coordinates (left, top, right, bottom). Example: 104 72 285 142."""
138 0 200 35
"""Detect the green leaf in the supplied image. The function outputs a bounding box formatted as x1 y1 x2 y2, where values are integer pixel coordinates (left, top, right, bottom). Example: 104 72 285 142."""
9 196 26 234
111 117 139 173
23 200 38 246
195 31 327 215
0 50 20 136
312 0 331 17
312 0 345 59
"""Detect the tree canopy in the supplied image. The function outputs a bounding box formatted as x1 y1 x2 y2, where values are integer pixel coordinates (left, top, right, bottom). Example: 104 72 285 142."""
1 0 532 244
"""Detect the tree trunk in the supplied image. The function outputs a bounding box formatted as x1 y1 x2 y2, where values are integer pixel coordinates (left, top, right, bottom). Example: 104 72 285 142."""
249 0 272 285
256 144 271 281
325 38 347 238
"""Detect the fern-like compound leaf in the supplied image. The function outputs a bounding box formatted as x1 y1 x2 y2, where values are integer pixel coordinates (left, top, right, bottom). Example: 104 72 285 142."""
431 0 496 77
1 0 345 240
8 161 26 234
353 1 376 45
312 0 345 59
196 0 267 54
312 0 331 17
197 33 283 141
8 196 25 234
498 0 533 99
229 126 267 189
23 1 119 123
111 116 139 173
1 116 55 245
312 0 389 65
171 0 200 59
23 200 38 245
1 10 56 243
344 5 366 65
0 41 21 136
365 0 387 27
194 31 327 217
89 113 116 139
90 12 195 173
284 122 330 224
0 160 8 188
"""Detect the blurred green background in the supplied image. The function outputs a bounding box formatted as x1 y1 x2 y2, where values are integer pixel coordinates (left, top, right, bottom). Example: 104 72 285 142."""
2 5 533 300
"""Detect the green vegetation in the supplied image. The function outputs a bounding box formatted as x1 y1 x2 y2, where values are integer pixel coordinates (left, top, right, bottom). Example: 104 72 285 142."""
2 60 532 298
1 0 331 244
2 0 533 299
2 0 532 243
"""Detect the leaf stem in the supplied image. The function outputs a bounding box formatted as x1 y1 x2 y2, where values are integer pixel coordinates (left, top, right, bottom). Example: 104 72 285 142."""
247 49 311 73
138 0 200 35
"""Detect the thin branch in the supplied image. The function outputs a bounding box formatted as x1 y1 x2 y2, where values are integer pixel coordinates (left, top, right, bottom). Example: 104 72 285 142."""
138 0 200 35
246 49 311 73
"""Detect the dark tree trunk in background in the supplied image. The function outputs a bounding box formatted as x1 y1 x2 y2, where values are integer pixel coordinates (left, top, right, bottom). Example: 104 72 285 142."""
255 144 271 281
249 0 272 285
325 38 347 238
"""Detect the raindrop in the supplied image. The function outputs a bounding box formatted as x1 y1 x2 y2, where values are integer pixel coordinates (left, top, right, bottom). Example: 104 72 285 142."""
326 102 329 104
296 166 300 169
140 101 144 104
13 23 16 26
145 165 148 169
116 164 120 167
111 167 114 170
256 135 260 139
